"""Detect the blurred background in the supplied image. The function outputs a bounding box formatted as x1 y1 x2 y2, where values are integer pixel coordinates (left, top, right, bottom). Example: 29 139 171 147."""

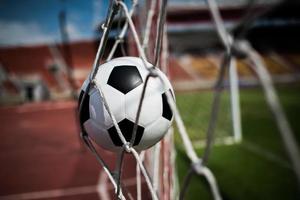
0 0 300 199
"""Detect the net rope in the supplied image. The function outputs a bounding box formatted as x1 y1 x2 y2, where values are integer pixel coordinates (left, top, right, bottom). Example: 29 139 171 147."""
78 0 300 199
204 0 300 189
79 0 222 199
79 0 170 199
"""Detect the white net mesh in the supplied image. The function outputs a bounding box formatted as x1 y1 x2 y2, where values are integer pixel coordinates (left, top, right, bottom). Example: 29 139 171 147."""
79 0 176 199
78 0 300 199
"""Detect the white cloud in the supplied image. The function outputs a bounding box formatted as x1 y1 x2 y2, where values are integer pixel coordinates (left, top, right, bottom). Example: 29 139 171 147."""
92 0 105 28
65 23 84 40
0 20 58 47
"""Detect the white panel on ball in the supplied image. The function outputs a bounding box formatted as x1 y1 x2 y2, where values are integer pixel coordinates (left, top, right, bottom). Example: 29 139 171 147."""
125 83 162 127
84 119 119 151
89 88 112 129
102 84 126 124
137 117 171 151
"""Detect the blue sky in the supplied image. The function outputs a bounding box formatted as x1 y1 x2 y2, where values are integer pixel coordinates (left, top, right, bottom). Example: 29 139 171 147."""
0 0 282 47
0 0 215 47
0 0 110 47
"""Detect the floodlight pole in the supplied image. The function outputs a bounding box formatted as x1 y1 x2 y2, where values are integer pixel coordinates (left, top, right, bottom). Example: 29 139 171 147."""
58 2 77 99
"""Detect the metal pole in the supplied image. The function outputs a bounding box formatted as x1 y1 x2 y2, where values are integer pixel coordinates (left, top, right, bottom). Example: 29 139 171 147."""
58 4 77 99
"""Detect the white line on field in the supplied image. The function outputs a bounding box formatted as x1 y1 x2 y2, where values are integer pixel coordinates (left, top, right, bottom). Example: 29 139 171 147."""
97 171 111 200
0 185 97 200
0 177 140 200
15 102 75 113
193 137 292 170
193 136 237 148
242 140 292 170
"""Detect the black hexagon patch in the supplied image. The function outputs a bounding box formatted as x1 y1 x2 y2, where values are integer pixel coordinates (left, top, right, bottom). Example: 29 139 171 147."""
107 65 143 94
78 90 90 125
108 118 144 146
162 90 173 121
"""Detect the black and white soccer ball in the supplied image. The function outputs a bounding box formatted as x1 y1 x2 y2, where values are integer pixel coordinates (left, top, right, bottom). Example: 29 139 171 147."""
79 57 174 152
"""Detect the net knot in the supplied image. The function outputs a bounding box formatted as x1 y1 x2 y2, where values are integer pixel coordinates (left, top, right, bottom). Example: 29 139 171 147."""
231 39 250 59
115 36 124 43
191 159 204 175
123 142 131 153
225 34 248 59
100 23 106 30
148 67 159 77
114 0 123 6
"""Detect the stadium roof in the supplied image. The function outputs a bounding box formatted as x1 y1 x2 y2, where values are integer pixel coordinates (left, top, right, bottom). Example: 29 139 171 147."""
169 0 280 9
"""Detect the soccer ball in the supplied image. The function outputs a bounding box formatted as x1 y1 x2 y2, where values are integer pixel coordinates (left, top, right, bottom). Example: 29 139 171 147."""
78 57 174 152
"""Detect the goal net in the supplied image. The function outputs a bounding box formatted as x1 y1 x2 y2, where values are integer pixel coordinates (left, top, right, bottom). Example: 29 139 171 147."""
78 0 300 199
78 0 177 199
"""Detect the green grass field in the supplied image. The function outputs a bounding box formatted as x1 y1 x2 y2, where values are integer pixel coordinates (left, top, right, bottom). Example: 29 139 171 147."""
175 84 300 200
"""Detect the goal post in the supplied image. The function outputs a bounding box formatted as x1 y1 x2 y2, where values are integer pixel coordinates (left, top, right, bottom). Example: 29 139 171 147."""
229 57 242 143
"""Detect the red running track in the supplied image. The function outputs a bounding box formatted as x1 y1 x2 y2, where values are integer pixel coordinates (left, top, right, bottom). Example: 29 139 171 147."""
0 101 150 200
